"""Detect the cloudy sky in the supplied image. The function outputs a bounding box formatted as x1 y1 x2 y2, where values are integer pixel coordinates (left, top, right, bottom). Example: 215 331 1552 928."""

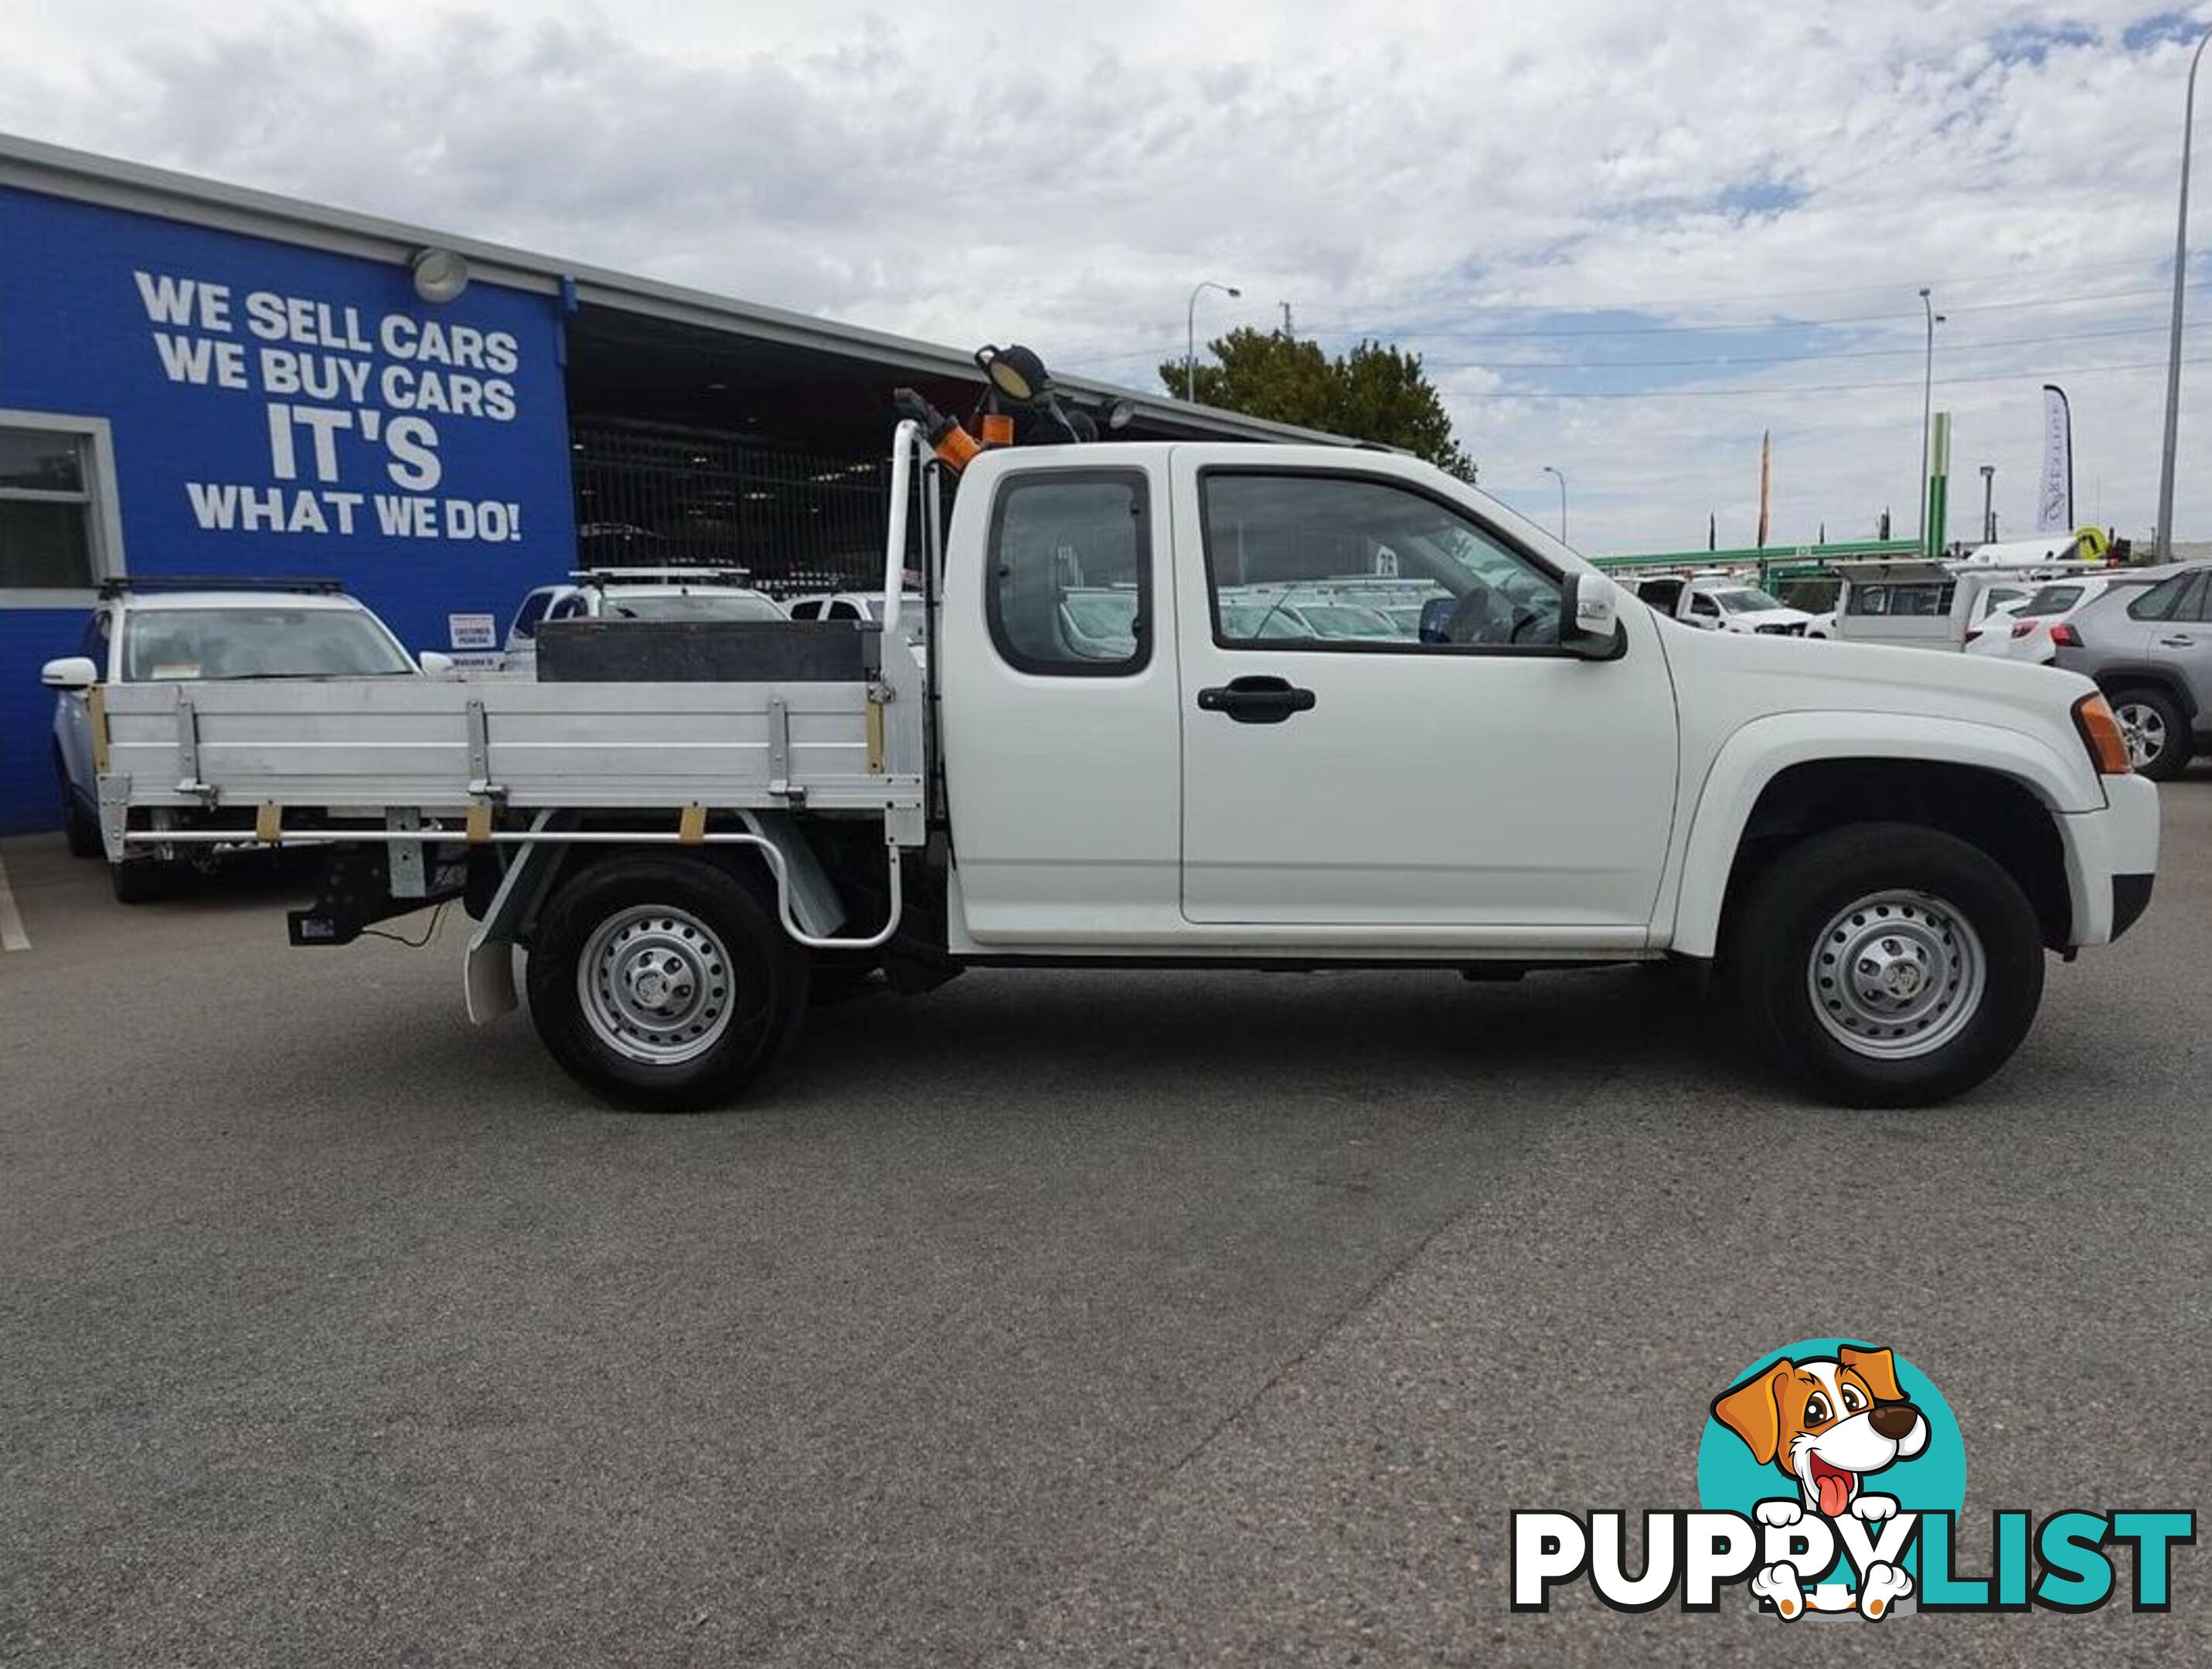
8 0 2212 552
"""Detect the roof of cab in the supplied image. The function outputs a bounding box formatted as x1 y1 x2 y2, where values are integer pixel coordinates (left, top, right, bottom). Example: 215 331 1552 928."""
110 590 373 611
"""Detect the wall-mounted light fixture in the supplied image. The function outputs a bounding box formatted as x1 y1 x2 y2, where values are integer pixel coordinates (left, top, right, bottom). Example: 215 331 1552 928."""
410 247 471 304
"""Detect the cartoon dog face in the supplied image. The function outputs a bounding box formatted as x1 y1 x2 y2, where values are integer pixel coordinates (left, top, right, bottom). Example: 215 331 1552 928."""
1712 1344 1929 1518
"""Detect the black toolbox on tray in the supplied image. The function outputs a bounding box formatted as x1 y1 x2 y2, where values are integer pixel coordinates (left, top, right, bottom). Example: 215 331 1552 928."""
534 618 881 682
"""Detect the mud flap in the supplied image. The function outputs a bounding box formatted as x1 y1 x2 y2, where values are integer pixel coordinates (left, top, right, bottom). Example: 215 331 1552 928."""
464 812 560 1023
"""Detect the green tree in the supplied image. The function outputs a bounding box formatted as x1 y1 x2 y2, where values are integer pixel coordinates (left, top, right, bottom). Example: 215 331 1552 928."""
1162 328 1477 483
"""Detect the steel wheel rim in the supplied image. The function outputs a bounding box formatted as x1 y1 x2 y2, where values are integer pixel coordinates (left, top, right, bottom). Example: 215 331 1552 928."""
1807 890 1986 1060
2114 702 2166 768
577 905 734 1066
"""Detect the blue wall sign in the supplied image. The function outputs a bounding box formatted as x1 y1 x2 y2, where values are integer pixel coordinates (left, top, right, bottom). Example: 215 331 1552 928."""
0 185 576 831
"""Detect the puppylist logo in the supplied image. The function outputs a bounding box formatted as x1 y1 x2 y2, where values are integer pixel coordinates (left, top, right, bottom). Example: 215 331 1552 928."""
1513 1339 2193 1620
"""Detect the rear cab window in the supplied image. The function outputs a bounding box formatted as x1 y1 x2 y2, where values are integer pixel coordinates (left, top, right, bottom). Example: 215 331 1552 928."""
985 470 1151 675
1848 582 1955 617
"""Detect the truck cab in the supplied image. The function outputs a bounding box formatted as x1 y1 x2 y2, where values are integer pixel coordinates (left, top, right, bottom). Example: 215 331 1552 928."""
936 446 1676 948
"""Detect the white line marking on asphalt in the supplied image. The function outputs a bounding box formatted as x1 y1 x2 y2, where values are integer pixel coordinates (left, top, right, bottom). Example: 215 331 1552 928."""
0 853 29 951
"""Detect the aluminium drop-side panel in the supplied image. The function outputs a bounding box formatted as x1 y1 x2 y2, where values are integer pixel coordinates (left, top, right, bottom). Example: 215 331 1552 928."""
100 676 921 814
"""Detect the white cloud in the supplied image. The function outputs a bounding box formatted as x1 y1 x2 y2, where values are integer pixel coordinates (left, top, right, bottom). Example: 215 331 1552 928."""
5 0 2210 550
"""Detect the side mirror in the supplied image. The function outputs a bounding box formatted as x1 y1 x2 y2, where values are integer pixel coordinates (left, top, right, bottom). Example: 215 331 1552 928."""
417 650 457 676
1559 573 1625 661
41 655 98 690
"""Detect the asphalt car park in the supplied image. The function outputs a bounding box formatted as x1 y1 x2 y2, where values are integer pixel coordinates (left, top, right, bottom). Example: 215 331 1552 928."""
2 773 2208 1666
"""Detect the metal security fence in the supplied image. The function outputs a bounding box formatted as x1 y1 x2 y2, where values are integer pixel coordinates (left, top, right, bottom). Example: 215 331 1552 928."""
570 421 895 595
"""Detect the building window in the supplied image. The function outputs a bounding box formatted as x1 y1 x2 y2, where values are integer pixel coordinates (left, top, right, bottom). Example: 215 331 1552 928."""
0 415 122 600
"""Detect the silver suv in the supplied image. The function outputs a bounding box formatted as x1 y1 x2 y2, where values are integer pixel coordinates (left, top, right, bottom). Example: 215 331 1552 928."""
2050 560 2212 780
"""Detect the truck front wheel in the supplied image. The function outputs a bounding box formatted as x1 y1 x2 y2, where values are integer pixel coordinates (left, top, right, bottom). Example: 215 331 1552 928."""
1726 824 2044 1108
526 855 810 1112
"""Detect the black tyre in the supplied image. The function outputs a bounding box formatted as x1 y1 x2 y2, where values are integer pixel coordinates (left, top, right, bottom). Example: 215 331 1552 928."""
525 854 810 1112
808 962 883 1006
1725 823 2044 1108
2108 685 2191 781
57 759 102 860
109 858 179 904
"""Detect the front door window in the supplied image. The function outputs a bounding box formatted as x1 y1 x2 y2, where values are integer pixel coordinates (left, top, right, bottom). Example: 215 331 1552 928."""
1200 472 1562 651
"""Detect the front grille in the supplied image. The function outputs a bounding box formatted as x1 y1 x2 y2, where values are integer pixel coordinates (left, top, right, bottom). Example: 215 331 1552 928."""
1758 622 1806 636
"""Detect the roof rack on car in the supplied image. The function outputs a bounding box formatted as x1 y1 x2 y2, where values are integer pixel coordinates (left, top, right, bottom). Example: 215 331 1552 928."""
569 566 754 586
97 575 347 598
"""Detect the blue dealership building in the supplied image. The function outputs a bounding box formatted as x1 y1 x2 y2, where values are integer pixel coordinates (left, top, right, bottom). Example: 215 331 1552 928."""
0 134 1317 833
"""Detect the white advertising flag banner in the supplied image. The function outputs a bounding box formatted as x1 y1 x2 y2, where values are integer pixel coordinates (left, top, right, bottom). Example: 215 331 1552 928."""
2037 385 2073 533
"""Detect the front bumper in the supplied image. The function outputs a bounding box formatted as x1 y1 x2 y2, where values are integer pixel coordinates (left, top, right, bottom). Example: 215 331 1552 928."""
2057 773 2161 947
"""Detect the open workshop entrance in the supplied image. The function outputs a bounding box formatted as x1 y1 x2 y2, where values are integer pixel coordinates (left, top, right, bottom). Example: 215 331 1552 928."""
559 301 1274 595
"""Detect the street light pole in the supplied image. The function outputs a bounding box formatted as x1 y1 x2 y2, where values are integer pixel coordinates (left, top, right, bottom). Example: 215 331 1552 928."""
1541 465 1567 542
1979 464 1996 545
1185 280 1243 403
1917 288 1945 542
2155 25 2212 560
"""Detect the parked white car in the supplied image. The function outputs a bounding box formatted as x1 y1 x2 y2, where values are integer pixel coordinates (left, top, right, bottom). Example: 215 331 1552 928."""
1969 574 2119 664
503 568 786 671
785 590 928 651
785 590 913 624
43 580 424 899
1960 590 2035 651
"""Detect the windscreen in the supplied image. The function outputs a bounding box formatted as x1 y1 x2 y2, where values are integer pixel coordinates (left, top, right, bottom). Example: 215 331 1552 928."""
1713 587 1786 614
1060 590 1140 651
124 607 414 681
2013 583 2085 619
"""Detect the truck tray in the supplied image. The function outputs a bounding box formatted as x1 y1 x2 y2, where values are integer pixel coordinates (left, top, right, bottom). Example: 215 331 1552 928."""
98 642 924 824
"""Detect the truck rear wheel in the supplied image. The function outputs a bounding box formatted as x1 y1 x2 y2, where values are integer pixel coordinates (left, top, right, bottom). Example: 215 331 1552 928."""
1726 823 2044 1108
526 854 810 1112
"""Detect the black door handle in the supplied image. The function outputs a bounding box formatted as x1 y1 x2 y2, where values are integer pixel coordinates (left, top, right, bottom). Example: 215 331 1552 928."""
1196 675 1317 724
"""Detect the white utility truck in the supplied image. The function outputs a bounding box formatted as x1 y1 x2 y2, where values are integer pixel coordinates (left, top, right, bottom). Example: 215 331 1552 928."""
70 413 2159 1110
1828 543 2104 652
1629 573 1815 636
